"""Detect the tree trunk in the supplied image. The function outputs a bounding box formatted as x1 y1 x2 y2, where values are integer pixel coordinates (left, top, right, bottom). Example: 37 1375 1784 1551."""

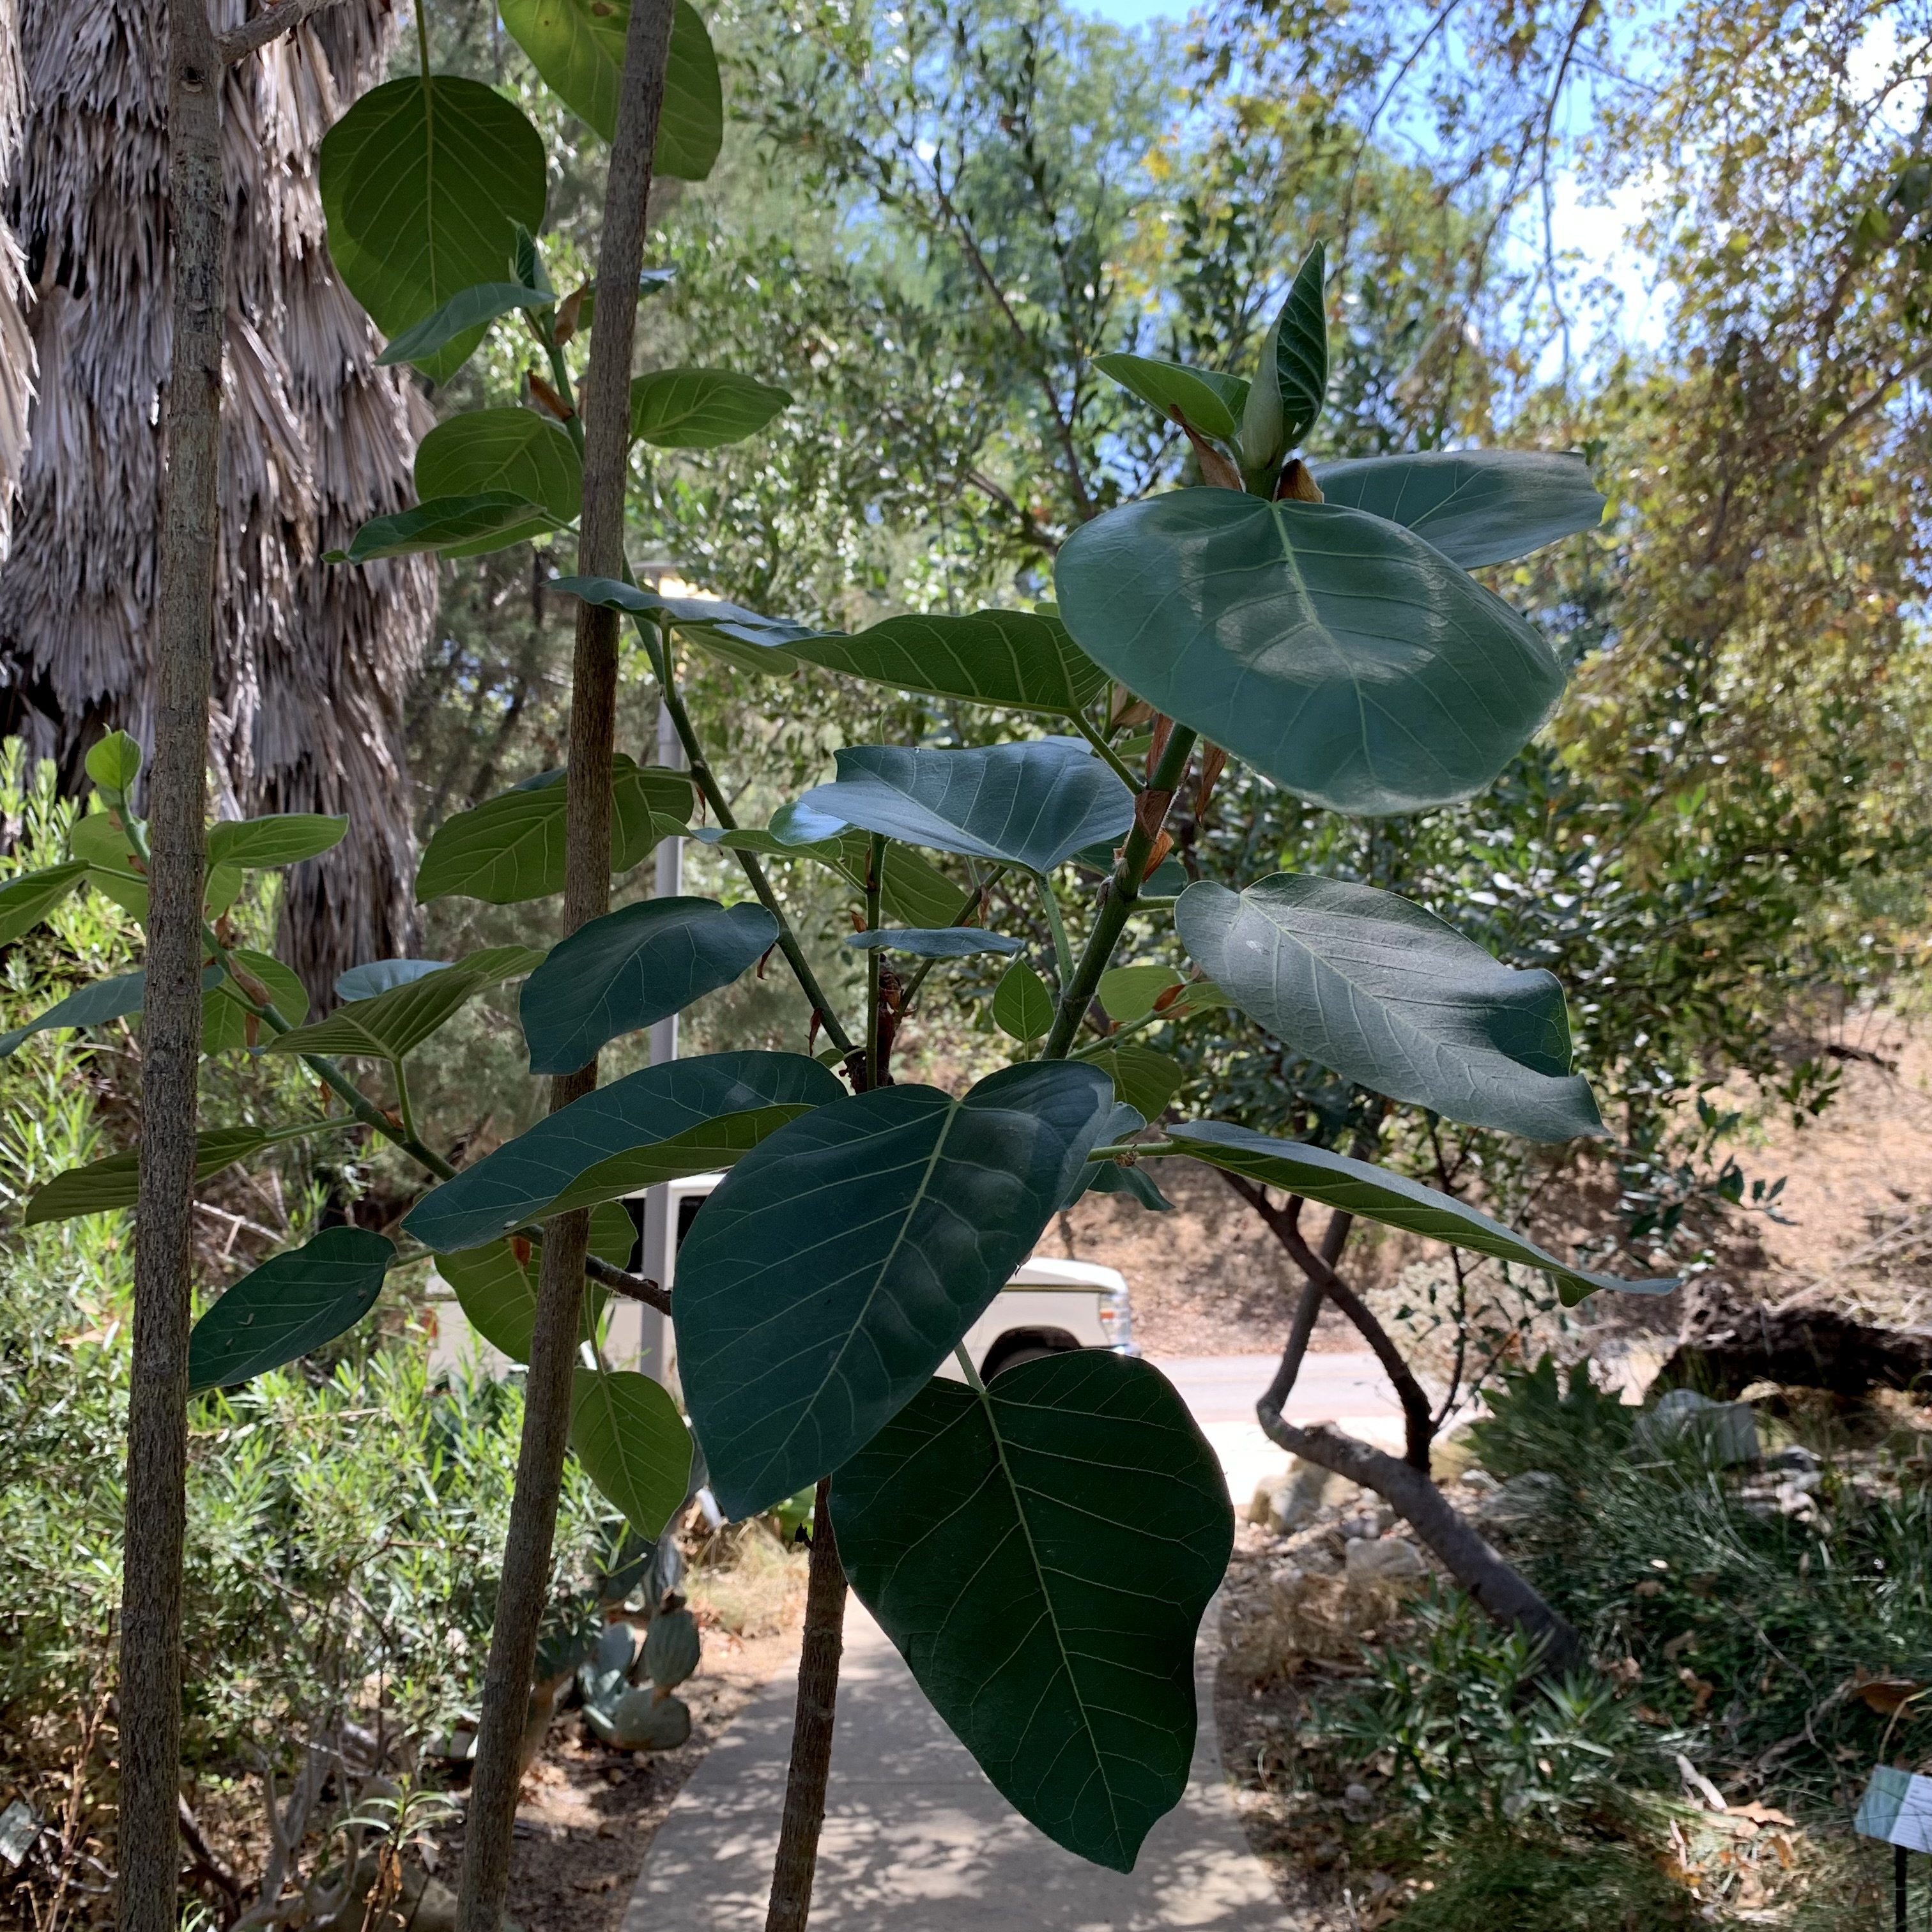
117 0 222 1922
452 4 675 1926
765 1478 847 1932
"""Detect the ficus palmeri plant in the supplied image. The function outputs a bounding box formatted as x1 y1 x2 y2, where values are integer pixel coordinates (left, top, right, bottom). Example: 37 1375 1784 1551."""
0 19 1680 1920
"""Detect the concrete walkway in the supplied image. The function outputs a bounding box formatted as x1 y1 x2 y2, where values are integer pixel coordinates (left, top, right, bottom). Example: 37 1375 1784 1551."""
625 1597 1289 1930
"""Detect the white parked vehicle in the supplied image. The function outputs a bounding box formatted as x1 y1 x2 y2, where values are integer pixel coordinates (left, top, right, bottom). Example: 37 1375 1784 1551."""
428 1170 1136 1392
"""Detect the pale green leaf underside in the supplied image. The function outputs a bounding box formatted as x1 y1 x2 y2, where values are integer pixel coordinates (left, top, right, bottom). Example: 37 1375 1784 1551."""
570 1368 693 1542
25 1121 337 1225
1092 353 1247 443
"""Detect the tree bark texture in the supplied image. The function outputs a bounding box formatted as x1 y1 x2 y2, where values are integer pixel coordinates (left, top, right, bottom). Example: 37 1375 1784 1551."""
117 1 222 1924
452 3 675 1926
765 1479 848 1932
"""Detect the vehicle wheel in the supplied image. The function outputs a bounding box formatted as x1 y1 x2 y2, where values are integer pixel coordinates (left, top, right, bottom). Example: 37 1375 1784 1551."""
981 1331 1081 1381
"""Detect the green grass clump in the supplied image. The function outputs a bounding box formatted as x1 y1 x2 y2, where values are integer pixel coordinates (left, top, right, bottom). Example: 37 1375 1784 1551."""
1388 1830 1690 1931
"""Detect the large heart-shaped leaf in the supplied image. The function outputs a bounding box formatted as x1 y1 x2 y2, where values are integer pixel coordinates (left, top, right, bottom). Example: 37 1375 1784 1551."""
788 610 1108 719
520 897 779 1075
689 821 967 929
1175 873 1604 1142
843 928 1021 959
1310 450 1606 569
1055 491 1565 815
1092 355 1247 442
376 282 555 369
677 1060 1114 1519
404 1050 842 1252
1238 241 1326 471
26 1121 335 1225
1170 1119 1678 1306
334 958 448 1003
832 1351 1232 1871
498 0 721 178
785 741 1134 874
1077 1040 1186 1120
629 369 792 448
204 815 348 871
414 408 582 550
319 78 548 385
68 813 243 921
0 862 89 946
326 493 559 565
570 1369 693 1542
266 946 544 1062
416 758 692 905
188 1228 395 1392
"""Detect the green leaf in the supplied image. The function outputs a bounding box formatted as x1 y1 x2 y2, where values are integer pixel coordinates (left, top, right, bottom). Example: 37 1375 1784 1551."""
319 77 548 385
1055 492 1565 815
1077 1040 1186 1119
499 0 721 180
589 1197 636 1268
415 757 691 904
0 968 162 1056
788 610 1108 719
0 862 89 947
992 958 1054 1041
67 813 242 921
678 1060 1116 1518
1062 1100 1143 1206
204 814 348 871
326 493 560 565
548 575 816 665
201 949 311 1054
1310 450 1607 569
1096 964 1184 1025
569 1368 693 1542
1092 354 1247 443
375 282 555 369
843 928 1020 959
786 742 1134 874
1068 839 1186 898
440 1240 540 1361
832 1351 1232 1870
520 896 779 1075
406 1051 841 1251
188 1227 395 1392
1238 241 1326 471
414 408 582 548
335 958 448 1002
84 732 142 796
629 369 792 448
266 946 543 1062
1170 1120 1678 1307
25 1122 334 1225
1174 873 1604 1142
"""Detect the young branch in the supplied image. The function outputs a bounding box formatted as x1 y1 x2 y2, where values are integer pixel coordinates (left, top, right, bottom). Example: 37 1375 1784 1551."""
217 0 345 62
119 1 224 1919
455 4 678 1927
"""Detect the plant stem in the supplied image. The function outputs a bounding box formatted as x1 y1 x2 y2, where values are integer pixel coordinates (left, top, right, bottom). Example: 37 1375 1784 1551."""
764 1476 847 1932
546 341 586 459
393 1060 420 1146
864 834 884 1089
455 3 677 1924
1069 707 1140 792
1036 871 1074 989
119 3 223 1919
1041 724 1197 1060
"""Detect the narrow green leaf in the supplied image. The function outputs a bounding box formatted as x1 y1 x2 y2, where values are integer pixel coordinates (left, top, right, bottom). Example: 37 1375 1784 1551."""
188 1228 395 1392
26 1122 335 1225
1238 241 1326 471
1309 450 1607 569
1092 354 1247 443
569 1368 693 1542
318 77 548 385
1055 491 1565 815
678 1061 1116 1518
520 897 779 1075
499 0 721 179
205 814 348 871
414 408 583 544
266 946 542 1062
1096 964 1183 1025
404 1051 841 1252
415 757 691 905
548 575 816 663
375 282 555 369
789 741 1134 874
1076 1040 1186 1119
1170 1120 1679 1306
84 732 142 795
843 928 1020 959
326 493 559 565
993 958 1055 1041
629 368 792 448
788 610 1108 719
0 862 89 947
0 963 236 1059
832 1351 1232 1871
1174 873 1604 1142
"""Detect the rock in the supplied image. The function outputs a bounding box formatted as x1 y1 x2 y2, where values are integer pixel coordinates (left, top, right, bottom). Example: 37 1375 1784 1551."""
1634 1387 1758 1465
1345 1537 1426 1583
1475 1470 1561 1528
1764 1444 1822 1474
1458 1468 1500 1495
1342 1781 1376 1821
1338 1505 1394 1541
1659 1288 1932 1400
1255 1459 1357 1535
